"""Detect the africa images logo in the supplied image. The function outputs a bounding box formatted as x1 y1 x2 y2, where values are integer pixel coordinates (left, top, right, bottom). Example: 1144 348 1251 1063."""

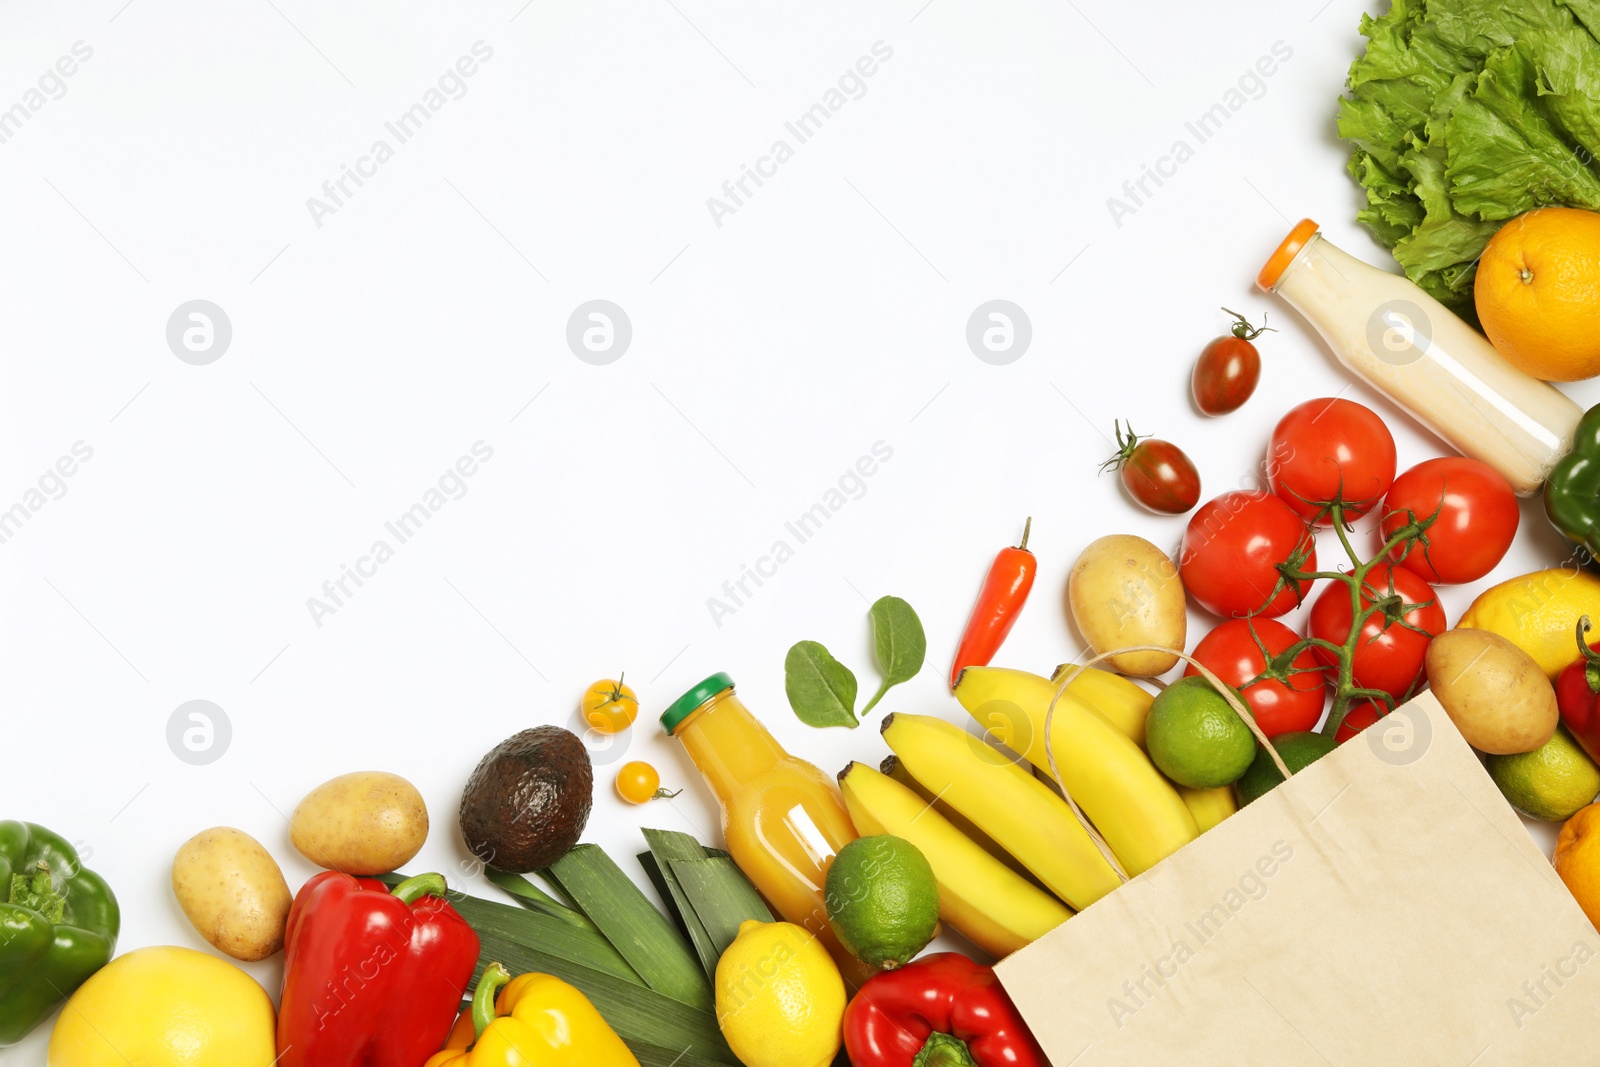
305 42 495 228
705 41 894 228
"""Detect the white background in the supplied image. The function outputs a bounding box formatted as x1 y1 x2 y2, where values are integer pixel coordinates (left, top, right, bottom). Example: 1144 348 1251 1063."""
3 1 1596 1063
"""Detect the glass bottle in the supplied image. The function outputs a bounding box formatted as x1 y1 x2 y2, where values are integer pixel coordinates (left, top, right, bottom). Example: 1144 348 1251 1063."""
661 673 870 986
1258 219 1582 495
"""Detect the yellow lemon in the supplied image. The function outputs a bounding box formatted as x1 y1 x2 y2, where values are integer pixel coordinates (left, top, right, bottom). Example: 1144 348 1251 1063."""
1457 568 1600 679
714 920 844 1067
48 945 277 1067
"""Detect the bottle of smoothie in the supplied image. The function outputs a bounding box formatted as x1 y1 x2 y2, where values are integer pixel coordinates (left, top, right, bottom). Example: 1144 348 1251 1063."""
661 673 871 986
1257 219 1582 496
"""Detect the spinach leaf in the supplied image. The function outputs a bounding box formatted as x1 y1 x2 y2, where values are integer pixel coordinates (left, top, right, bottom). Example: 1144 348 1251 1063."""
861 595 926 715
784 640 859 728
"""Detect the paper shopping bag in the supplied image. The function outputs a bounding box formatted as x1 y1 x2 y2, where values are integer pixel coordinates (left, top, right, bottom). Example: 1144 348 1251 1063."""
996 692 1600 1065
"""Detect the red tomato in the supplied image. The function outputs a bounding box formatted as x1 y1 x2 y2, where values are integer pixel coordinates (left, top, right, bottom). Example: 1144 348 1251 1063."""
1268 398 1397 524
1104 423 1201 515
1333 700 1385 743
1380 457 1518 585
1186 618 1324 737
1192 310 1271 416
1179 491 1318 619
1308 564 1445 701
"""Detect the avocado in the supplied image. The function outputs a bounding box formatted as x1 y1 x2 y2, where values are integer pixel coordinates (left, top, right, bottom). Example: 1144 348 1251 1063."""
460 725 593 872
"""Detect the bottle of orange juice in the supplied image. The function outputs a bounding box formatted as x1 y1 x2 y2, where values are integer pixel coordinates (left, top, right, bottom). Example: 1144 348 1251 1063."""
661 672 870 985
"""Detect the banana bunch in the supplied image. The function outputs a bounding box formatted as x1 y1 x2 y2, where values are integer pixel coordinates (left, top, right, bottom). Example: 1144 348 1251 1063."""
951 665 1237 873
880 713 1123 910
839 760 1072 957
842 664 1240 955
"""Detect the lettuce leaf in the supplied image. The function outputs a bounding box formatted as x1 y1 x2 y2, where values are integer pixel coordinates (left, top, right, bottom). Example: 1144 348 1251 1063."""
1445 47 1600 220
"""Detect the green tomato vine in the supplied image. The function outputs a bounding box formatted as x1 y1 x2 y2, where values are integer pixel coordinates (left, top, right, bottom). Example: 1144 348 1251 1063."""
1242 498 1442 737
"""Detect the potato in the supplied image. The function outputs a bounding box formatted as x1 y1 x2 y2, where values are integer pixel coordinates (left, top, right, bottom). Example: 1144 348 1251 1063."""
1426 628 1558 755
1068 534 1186 677
290 771 428 875
171 827 291 962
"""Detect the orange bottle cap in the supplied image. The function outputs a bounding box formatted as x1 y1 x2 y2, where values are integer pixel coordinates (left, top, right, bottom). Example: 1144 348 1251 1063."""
1256 218 1320 291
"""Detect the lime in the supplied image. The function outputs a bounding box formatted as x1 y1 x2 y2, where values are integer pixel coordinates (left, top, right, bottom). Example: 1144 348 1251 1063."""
824 835 939 970
1486 725 1600 822
1235 731 1338 806
1146 676 1257 789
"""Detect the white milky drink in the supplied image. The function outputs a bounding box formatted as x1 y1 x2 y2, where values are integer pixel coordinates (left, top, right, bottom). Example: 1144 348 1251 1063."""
1257 220 1582 496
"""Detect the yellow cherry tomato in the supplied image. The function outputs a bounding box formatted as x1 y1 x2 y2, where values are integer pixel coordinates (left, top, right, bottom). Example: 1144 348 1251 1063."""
582 675 639 735
616 761 678 805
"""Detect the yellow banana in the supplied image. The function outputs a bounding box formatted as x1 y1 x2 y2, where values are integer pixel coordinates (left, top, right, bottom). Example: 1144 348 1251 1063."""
880 755 1040 884
1047 668 1237 834
1178 785 1237 832
837 761 1071 956
1040 667 1238 836
953 665 1198 876
882 713 1122 911
1050 663 1153 747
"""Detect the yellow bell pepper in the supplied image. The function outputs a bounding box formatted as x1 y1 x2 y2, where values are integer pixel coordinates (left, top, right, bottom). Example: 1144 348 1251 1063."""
424 962 640 1067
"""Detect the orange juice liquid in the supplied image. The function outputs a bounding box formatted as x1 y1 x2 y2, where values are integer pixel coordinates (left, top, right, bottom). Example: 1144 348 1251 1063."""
669 685 870 986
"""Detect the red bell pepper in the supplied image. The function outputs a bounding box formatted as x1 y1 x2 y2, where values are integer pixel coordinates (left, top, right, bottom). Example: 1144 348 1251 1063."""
277 871 480 1067
1557 615 1600 763
843 952 1047 1067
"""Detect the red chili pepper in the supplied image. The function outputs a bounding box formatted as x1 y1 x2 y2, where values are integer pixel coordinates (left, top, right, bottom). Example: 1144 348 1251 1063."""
950 519 1037 689
1557 615 1600 764
842 952 1047 1067
277 871 480 1067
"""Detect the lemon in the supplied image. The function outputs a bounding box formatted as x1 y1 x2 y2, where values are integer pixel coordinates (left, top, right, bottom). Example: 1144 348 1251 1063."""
714 920 844 1067
1458 568 1600 679
48 945 277 1067
1486 725 1600 822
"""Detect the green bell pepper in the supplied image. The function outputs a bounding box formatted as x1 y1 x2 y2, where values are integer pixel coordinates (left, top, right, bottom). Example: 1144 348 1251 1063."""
0 822 119 1046
1545 404 1600 565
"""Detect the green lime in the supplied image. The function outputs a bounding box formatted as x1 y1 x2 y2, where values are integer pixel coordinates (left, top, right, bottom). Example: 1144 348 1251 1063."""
1146 676 1257 789
1235 731 1338 806
824 835 938 970
1486 725 1600 822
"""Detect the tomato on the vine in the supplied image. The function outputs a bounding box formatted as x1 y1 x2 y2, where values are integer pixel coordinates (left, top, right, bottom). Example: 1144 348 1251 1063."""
1186 618 1324 737
1268 398 1397 524
1179 490 1317 619
1102 421 1201 515
1308 563 1445 701
1380 457 1518 585
1333 700 1384 744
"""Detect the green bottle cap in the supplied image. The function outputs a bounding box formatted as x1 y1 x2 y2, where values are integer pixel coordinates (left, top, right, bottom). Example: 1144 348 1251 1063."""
660 672 734 735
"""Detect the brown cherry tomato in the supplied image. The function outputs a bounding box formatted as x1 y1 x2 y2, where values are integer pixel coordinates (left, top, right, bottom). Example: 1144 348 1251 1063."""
1102 421 1201 515
1192 308 1272 416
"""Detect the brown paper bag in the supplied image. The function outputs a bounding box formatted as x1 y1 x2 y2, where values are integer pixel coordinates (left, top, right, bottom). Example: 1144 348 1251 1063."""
997 691 1600 1065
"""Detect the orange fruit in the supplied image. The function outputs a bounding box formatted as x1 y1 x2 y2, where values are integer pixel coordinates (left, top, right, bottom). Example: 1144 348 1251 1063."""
1475 206 1600 381
1554 801 1600 930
